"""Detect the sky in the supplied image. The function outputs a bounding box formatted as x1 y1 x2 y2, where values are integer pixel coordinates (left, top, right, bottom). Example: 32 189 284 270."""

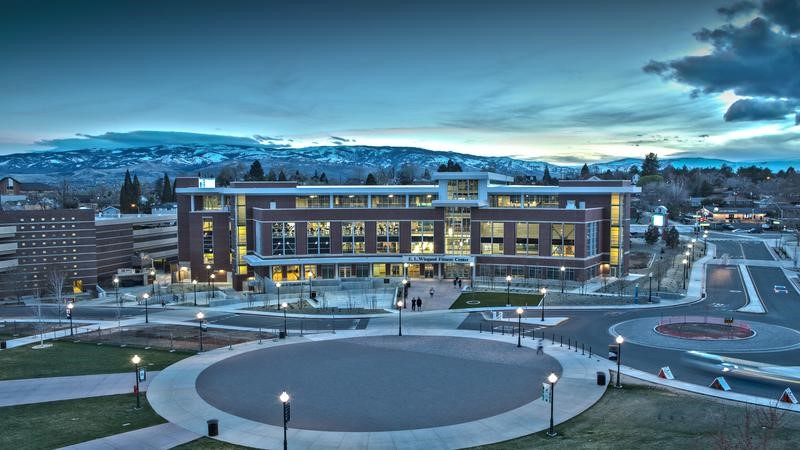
1 0 798 164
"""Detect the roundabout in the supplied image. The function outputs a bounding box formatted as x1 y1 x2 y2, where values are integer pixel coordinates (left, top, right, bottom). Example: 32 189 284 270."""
147 330 608 449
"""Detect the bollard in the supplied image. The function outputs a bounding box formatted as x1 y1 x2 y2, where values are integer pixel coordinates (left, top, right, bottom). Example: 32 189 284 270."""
479 323 482 333
228 333 233 350
575 340 578 352
552 333 555 344
582 343 585 355
502 326 505 335
259 328 263 344
491 323 494 334
589 346 592 358
568 338 571 350
300 320 304 337
560 336 563 347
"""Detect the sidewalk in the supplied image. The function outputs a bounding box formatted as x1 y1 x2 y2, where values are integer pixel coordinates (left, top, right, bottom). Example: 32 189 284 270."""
0 372 159 407
59 423 199 450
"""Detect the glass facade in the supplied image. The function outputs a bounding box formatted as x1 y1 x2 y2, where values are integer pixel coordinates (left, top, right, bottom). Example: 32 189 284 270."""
202 217 214 264
524 194 558 208
446 180 479 200
410 220 434 253
410 194 436 207
587 222 599 257
445 207 471 255
296 195 330 208
550 223 576 257
306 221 331 254
489 195 521 208
341 221 366 254
610 194 624 272
334 195 368 208
372 195 404 208
480 221 504 255
515 223 539 255
376 221 400 253
271 222 296 255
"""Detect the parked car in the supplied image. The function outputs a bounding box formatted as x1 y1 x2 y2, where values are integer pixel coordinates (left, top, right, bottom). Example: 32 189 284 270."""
747 227 763 234
722 223 735 230
774 285 789 294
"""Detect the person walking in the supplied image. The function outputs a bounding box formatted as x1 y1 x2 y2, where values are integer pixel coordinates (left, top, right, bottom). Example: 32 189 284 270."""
458 278 462 289
411 297 416 311
417 297 422 311
429 287 434 298
537 339 544 355
453 278 457 288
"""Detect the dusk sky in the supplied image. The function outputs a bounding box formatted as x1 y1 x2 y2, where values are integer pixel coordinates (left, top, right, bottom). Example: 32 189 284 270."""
1 0 798 164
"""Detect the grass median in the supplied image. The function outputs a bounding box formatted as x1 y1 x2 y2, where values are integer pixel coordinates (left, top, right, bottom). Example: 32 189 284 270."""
473 383 800 449
174 438 256 449
0 340 191 380
449 292 542 309
0 394 164 449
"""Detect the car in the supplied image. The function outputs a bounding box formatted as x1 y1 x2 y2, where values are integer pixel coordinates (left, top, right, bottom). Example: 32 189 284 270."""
722 223 735 230
774 285 789 294
747 227 763 234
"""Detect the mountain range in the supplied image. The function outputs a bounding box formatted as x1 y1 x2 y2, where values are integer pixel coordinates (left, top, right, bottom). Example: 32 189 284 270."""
0 144 797 185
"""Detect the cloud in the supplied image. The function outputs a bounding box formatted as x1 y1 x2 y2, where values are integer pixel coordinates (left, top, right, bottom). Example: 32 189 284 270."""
670 131 800 161
762 0 800 33
717 1 757 19
723 98 798 121
644 10 800 123
36 130 261 151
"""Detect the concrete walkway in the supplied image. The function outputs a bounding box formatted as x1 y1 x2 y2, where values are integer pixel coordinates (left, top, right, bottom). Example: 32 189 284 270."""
147 330 608 449
0 372 159 407
59 423 199 450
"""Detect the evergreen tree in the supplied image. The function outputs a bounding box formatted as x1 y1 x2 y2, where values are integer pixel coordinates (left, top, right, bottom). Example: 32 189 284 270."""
160 173 172 203
246 160 265 181
663 226 680 249
132 174 142 209
319 172 328 183
641 152 660 176
267 168 277 181
644 225 660 245
580 163 590 179
120 170 133 212
422 168 431 179
278 170 287 181
541 166 554 185
365 173 377 185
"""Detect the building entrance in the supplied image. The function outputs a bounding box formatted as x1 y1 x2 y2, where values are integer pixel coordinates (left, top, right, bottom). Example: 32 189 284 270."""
408 263 436 278
444 263 470 279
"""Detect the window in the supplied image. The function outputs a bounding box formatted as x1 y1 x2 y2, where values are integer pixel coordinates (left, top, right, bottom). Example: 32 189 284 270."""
551 223 576 257
333 195 368 208
587 222 599 257
306 222 331 254
446 180 479 200
342 221 365 254
489 195 521 208
271 222 296 255
202 195 221 210
410 194 436 207
376 221 400 253
202 217 214 264
524 194 558 208
411 221 434 253
480 222 504 255
296 195 329 208
445 207 471 255
515 223 539 255
610 194 623 267
372 195 404 208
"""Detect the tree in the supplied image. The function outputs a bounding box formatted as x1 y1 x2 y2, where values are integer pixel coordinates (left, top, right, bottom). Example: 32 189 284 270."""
580 163 590 179
365 173 377 185
132 174 142 208
663 226 680 249
644 225 660 245
318 172 328 184
215 166 237 187
398 164 415 184
45 266 67 326
160 173 173 203
277 170 287 181
642 152 660 176
438 159 462 172
56 179 77 209
422 168 431 180
119 170 134 213
541 166 554 185
267 168 277 181
246 160 265 181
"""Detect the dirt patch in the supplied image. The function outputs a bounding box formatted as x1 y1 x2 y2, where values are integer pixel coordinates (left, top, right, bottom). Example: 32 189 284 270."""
75 324 271 352
656 322 754 340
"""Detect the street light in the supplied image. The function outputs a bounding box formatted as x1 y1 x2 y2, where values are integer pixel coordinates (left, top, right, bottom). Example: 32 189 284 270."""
516 307 524 347
192 279 197 306
281 302 288 337
402 278 408 306
279 391 291 450
142 292 149 324
132 354 142 409
113 277 120 306
210 273 216 299
276 281 281 308
397 300 404 336
648 272 653 303
688 243 694 263
196 311 205 352
547 373 558 437
540 287 547 321
505 274 512 306
149 268 156 296
560 266 566 294
66 302 74 336
615 335 624 388
469 261 475 289
703 231 708 256
403 262 409 279
205 264 211 290
682 258 688 289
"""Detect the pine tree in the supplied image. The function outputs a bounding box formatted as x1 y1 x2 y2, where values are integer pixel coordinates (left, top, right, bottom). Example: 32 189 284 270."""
246 160 265 181
132 174 142 210
644 225 660 245
422 168 431 179
319 172 328 183
641 152 660 176
365 173 377 185
580 163 590 179
541 166 554 185
160 173 172 203
120 170 133 213
278 170 287 181
267 168 277 181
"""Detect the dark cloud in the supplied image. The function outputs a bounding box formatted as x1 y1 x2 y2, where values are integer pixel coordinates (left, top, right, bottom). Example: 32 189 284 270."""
37 130 261 151
762 0 800 33
329 136 355 143
723 98 798 121
644 13 800 123
717 1 757 19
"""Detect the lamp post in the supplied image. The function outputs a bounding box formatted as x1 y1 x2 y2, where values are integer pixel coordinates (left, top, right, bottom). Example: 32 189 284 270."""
205 264 211 290
540 287 547 321
682 258 688 290
703 231 708 256
281 302 288 337
196 311 204 352
403 262 409 280
132 354 141 409
469 261 475 289
516 307 524 347
560 266 566 294
688 243 694 264
402 278 408 307
210 273 216 299
149 268 156 296
505 274 512 306
142 293 149 324
276 282 281 309
192 279 197 306
113 276 120 306
397 300 404 336
547 373 558 437
615 335 624 388
66 302 74 336
279 392 290 450
648 272 653 303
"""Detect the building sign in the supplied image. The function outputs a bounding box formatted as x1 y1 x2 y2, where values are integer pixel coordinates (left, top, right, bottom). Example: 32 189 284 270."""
402 255 475 264
541 382 552 403
652 213 665 227
199 178 216 189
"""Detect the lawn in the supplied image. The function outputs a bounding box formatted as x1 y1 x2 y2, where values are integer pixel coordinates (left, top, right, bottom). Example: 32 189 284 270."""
472 384 800 449
174 438 256 449
0 394 165 450
450 291 542 309
0 341 191 380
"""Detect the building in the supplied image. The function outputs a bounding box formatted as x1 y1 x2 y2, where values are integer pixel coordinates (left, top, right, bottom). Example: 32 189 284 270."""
175 172 639 291
0 210 178 299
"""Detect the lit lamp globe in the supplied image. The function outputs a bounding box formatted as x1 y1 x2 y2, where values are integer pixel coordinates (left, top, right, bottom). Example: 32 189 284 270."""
506 275 512 282
547 373 558 384
397 300 404 308
541 287 547 295
280 391 290 403
276 282 281 288
616 335 624 345
131 354 141 365
196 311 204 320
516 307 524 315
281 302 288 309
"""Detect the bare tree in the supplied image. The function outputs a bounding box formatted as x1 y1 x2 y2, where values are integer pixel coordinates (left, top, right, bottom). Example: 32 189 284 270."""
45 265 68 325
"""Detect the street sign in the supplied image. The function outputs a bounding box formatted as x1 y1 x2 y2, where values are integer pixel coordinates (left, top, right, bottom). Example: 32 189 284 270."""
541 382 552 403
138 368 146 382
658 366 674 380
780 388 798 404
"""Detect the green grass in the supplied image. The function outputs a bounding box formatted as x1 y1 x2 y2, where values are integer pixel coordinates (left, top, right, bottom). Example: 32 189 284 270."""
449 292 542 309
0 341 192 380
472 385 800 449
0 394 165 450
174 438 256 449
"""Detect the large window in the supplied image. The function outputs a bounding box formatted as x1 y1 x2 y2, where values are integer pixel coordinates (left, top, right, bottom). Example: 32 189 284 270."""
271 222 296 255
202 195 222 210
587 222 599 257
296 195 329 208
610 194 623 269
551 223 575 257
489 195 521 208
342 221 365 254
334 195 368 208
411 221 434 253
202 217 214 264
447 180 479 200
480 221 504 255
372 195 404 208
306 222 330 254
445 207 471 255
515 223 539 255
524 195 558 208
376 221 400 253
410 194 436 207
